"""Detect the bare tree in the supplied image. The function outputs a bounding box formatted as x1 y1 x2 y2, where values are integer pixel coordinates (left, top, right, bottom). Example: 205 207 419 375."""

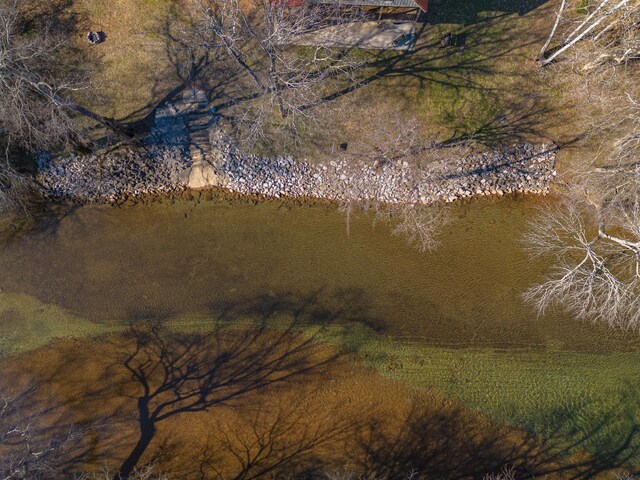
483 467 517 480
0 388 83 480
538 0 639 67
525 200 640 329
191 0 364 145
0 0 126 157
0 162 31 215
76 466 168 480
525 137 640 328
537 0 568 62
388 203 450 253
525 0 640 329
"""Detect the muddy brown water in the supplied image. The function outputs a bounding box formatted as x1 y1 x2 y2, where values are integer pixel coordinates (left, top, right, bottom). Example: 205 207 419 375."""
0 194 637 353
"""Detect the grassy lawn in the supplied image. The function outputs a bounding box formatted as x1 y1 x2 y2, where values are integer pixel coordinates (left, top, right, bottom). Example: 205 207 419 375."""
44 0 577 163
347 334 640 467
69 0 187 122
264 0 574 161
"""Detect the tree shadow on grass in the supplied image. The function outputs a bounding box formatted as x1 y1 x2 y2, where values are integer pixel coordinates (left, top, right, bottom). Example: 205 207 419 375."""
77 0 554 153
356 387 640 480
285 12 555 148
4 328 640 479
438 107 554 148
356 397 551 480
526 382 640 480
182 399 357 480
0 315 341 476
99 319 338 479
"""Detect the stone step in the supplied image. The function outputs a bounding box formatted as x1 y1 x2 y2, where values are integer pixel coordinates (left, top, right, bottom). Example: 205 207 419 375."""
190 131 210 140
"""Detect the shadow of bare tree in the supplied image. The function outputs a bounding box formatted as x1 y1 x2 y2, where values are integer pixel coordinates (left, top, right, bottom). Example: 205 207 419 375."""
2 293 640 479
355 387 640 480
206 288 386 334
184 400 356 480
100 320 338 480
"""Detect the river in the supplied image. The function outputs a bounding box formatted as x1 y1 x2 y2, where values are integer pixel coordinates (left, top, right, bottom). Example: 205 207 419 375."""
1 195 640 465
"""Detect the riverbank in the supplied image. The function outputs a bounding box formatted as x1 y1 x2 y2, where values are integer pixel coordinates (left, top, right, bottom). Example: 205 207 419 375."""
36 131 557 206
36 145 191 204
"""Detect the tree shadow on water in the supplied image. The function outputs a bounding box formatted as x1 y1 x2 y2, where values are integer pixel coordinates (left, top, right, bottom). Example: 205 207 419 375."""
4 291 640 479
206 288 387 334
98 319 339 480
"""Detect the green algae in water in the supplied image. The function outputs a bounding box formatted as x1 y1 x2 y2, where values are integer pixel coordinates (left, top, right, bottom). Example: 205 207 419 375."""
0 292 114 356
1 196 640 465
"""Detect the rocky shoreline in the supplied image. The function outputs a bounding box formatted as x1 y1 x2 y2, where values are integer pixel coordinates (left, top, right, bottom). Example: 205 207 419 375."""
204 132 557 204
36 130 557 206
36 145 191 203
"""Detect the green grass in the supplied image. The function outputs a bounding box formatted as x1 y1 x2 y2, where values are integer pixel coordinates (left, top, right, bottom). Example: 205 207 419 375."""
317 323 640 467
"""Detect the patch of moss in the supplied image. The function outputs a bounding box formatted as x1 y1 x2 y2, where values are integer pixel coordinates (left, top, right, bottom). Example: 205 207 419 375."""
0 292 117 356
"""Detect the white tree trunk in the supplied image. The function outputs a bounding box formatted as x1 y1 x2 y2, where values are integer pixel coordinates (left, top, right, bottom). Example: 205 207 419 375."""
542 0 630 66
538 0 567 61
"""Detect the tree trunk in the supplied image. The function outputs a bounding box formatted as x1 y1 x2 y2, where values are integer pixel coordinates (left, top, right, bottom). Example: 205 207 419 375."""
276 91 287 120
114 399 156 480
537 0 567 62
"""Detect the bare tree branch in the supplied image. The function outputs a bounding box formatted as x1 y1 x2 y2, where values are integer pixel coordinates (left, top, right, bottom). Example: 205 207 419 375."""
0 0 127 158
540 0 639 67
191 0 365 146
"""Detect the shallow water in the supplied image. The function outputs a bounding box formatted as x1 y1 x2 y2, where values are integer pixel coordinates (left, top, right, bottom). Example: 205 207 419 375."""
0 195 637 353
4 195 640 468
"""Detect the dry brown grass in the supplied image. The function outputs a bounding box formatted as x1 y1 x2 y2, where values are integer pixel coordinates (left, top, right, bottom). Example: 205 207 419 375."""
69 0 187 122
